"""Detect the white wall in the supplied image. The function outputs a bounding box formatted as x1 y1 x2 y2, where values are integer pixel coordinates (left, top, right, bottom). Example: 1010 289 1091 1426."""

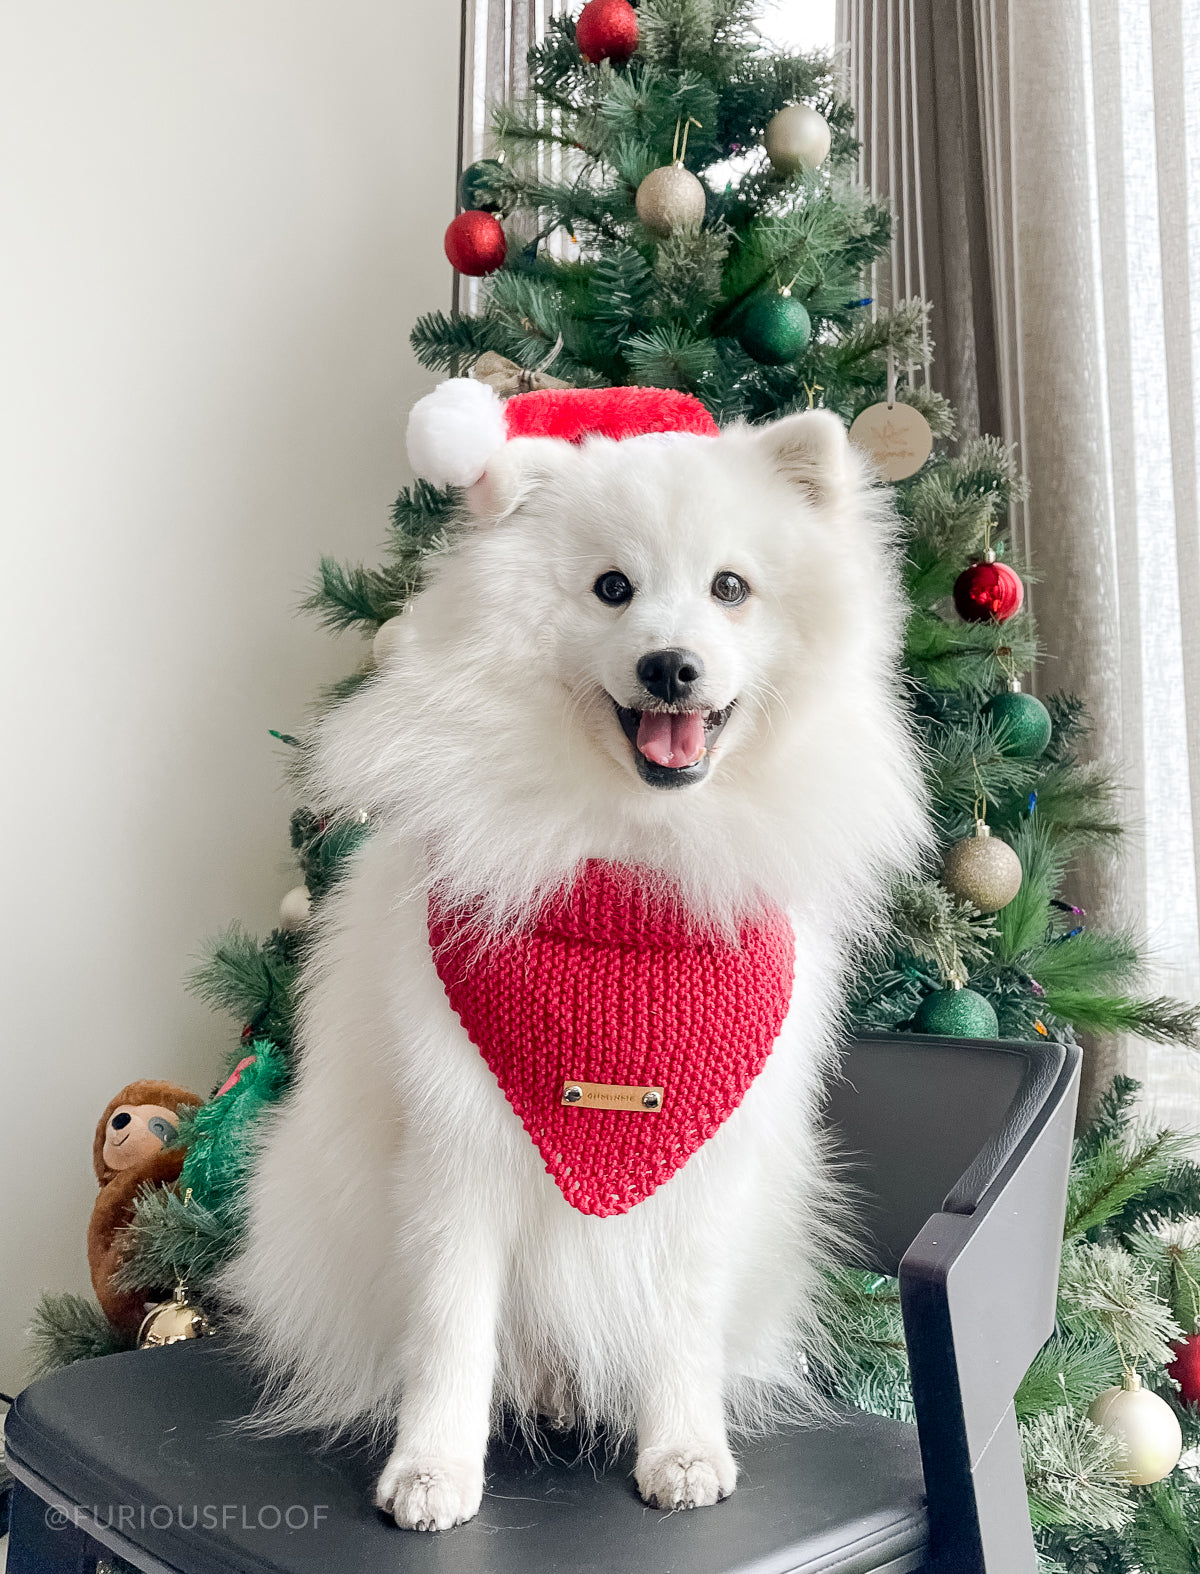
0 1 460 1392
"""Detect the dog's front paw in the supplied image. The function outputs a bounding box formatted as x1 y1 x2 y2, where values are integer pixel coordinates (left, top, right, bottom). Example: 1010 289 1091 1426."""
635 1442 737 1510
374 1455 483 1531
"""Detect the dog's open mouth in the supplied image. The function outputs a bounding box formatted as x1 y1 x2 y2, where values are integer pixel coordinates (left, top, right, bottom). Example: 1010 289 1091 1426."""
613 701 735 790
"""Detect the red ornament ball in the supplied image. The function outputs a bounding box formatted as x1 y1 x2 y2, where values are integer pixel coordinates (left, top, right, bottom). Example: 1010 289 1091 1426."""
443 211 507 277
1169 1334 1200 1407
575 0 639 63
953 558 1025 622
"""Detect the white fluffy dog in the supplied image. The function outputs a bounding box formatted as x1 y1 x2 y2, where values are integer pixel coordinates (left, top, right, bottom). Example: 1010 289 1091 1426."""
221 394 928 1532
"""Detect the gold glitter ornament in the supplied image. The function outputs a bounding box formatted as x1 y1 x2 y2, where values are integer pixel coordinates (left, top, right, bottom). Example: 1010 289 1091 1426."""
138 1284 212 1348
940 820 1023 913
635 162 706 237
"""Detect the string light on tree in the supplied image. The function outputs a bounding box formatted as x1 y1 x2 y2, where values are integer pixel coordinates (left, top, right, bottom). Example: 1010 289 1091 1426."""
738 286 811 364
1088 1373 1182 1486
443 210 507 276
636 117 706 237
575 0 639 64
763 103 831 174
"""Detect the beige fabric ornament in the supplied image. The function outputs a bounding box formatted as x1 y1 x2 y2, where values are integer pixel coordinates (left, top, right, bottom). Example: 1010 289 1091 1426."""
1088 1374 1182 1485
138 1285 211 1348
471 351 572 398
941 820 1023 912
636 162 707 237
764 103 832 173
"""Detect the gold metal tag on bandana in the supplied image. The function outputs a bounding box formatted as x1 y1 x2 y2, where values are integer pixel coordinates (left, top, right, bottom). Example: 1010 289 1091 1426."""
561 1080 664 1113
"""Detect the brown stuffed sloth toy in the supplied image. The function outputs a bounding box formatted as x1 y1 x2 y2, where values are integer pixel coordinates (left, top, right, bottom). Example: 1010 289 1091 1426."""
88 1079 202 1335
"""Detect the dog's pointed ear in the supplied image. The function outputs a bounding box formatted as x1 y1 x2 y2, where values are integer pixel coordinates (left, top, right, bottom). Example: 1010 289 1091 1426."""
755 409 854 505
466 437 569 523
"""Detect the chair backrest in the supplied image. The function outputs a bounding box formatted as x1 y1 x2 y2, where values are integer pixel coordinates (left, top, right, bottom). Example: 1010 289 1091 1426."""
825 1032 1068 1275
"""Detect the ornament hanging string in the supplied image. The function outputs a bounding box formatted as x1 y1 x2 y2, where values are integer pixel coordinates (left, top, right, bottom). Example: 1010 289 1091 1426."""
672 115 702 166
886 345 896 412
971 753 989 827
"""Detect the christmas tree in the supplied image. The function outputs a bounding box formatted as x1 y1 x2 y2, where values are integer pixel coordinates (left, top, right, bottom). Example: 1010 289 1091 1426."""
31 1 1200 1562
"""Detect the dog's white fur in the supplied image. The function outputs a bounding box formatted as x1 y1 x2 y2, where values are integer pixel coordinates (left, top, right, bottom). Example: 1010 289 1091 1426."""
219 410 929 1530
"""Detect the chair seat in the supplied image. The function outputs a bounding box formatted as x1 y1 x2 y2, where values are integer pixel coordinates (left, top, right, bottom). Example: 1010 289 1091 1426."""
5 1341 928 1574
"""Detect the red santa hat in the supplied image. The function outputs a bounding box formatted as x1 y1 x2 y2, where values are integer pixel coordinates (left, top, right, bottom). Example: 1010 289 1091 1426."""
406 378 719 490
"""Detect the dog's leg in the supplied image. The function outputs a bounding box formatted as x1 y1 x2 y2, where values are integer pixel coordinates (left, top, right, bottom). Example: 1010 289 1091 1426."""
374 1208 502 1532
634 1323 737 1511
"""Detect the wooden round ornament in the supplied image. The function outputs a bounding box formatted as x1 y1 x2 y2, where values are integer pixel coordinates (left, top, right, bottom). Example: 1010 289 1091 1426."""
848 399 933 482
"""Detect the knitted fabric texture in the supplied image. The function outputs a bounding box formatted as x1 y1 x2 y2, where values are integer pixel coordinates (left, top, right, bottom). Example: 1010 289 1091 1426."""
429 862 795 1217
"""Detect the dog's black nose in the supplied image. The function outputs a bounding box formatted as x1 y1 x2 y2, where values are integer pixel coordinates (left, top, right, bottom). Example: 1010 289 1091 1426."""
637 648 704 705
111 1111 131 1130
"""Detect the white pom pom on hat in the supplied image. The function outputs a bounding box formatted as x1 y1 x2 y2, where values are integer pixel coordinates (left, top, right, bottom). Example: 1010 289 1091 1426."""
405 377 508 489
406 378 720 490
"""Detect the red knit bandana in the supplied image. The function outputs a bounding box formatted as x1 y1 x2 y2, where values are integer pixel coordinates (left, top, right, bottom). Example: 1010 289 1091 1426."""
428 862 795 1217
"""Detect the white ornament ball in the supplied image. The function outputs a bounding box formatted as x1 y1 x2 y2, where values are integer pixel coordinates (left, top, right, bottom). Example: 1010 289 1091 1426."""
1087 1375 1182 1485
764 103 832 174
635 162 707 237
372 615 407 666
278 885 312 933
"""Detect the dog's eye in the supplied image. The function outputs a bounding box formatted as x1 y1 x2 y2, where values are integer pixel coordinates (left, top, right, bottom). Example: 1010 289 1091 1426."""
594 571 634 606
712 571 750 606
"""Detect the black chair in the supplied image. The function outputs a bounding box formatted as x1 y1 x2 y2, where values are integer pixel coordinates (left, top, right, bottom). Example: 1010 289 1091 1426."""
4 1032 1079 1574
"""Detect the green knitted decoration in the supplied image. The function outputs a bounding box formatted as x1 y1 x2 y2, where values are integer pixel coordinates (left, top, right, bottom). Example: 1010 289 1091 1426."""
178 1040 288 1218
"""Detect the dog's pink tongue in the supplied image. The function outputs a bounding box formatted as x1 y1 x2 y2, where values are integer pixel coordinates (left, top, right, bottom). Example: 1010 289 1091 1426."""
636 711 706 768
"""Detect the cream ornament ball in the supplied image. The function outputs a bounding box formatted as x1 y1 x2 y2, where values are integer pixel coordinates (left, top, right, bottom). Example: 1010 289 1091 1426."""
764 103 832 174
372 615 407 666
1088 1374 1182 1486
278 885 312 933
636 162 707 237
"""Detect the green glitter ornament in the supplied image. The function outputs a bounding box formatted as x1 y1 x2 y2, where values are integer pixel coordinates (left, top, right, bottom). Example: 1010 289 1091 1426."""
983 683 1052 759
458 159 505 213
914 985 999 1039
738 288 812 365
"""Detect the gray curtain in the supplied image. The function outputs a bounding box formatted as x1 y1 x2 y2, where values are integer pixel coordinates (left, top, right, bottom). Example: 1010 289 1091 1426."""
454 0 548 315
837 0 1200 1121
